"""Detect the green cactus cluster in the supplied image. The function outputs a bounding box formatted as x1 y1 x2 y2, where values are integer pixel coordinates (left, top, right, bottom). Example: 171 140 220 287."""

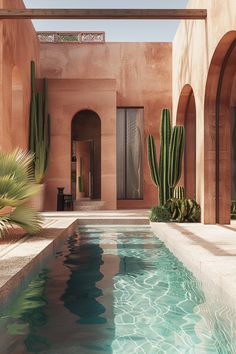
173 186 185 199
147 108 185 205
29 61 50 184
165 198 201 223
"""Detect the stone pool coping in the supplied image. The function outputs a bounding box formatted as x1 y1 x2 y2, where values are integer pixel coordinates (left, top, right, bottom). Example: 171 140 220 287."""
151 221 236 310
0 217 78 307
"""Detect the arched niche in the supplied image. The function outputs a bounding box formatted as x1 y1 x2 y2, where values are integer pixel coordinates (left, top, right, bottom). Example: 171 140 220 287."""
204 31 236 224
176 84 196 199
71 109 101 200
11 66 24 149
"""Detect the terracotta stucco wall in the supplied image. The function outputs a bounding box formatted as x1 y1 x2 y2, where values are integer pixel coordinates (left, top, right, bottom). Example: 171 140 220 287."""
0 0 40 151
40 42 172 210
173 0 236 223
45 79 117 210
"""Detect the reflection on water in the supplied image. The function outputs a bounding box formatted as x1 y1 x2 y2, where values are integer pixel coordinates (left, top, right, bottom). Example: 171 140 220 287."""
0 270 50 353
62 234 106 324
0 226 236 353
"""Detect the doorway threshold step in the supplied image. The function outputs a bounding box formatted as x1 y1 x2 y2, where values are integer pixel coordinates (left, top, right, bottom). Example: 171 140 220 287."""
73 199 105 211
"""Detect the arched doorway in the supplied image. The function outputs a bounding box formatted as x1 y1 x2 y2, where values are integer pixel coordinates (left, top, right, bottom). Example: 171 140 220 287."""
71 110 101 201
204 31 236 224
176 84 196 199
11 66 24 149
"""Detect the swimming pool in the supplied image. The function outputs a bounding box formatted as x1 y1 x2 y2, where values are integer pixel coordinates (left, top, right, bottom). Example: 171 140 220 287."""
0 226 236 353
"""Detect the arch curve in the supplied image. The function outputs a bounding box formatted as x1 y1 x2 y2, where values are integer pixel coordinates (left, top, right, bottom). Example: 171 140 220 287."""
204 30 236 223
176 84 194 125
176 84 196 199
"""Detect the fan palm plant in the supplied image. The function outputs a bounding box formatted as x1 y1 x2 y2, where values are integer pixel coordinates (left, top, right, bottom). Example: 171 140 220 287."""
0 149 42 237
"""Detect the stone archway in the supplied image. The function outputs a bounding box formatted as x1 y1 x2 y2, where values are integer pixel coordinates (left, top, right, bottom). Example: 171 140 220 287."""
11 66 24 149
71 109 101 201
176 84 196 199
204 31 236 224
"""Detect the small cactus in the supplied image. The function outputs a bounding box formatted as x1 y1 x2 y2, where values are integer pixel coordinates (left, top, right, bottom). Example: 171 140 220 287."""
165 198 201 222
174 186 185 199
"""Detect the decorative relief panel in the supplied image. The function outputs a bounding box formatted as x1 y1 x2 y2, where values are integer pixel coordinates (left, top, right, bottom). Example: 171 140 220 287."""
38 32 105 44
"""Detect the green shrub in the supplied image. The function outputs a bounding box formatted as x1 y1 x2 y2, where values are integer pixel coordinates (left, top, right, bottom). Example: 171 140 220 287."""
231 200 236 219
150 205 171 222
165 198 201 223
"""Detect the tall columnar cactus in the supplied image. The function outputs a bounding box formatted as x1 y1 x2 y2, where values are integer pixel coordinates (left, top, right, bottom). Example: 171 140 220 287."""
147 135 160 189
147 108 185 205
159 108 171 206
29 61 51 184
168 126 185 196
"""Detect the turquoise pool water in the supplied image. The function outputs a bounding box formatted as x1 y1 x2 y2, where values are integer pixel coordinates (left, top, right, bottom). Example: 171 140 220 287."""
0 226 236 353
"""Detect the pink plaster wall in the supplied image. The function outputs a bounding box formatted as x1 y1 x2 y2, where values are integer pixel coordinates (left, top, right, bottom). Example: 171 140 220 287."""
40 42 172 210
45 79 117 210
0 0 40 151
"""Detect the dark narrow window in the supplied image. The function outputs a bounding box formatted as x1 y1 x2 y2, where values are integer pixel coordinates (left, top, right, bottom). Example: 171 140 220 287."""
117 108 144 199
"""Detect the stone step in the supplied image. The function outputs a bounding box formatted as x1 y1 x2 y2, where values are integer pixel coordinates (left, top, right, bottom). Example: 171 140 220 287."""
77 218 149 225
73 199 105 211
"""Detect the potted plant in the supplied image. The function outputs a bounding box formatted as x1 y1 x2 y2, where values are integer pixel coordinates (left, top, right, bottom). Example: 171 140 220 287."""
29 61 50 210
0 149 42 237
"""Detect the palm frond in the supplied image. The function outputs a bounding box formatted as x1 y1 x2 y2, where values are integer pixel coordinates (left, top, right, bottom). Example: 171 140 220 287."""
0 178 41 207
0 149 35 182
9 205 42 234
0 149 42 237
0 216 11 237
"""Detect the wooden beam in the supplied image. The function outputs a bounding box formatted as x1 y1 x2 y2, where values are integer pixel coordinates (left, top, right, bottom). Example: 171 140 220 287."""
0 9 207 20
